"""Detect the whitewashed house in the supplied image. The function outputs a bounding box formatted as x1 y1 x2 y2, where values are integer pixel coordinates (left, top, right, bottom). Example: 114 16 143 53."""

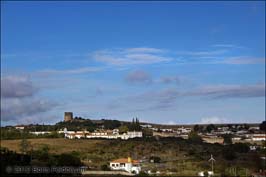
127 131 143 138
110 157 141 174
65 131 85 139
29 131 51 135
177 127 192 134
140 124 152 128
64 129 143 140
15 125 25 130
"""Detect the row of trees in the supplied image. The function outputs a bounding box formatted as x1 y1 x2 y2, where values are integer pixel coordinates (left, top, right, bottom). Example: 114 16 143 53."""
1 128 64 140
193 121 265 133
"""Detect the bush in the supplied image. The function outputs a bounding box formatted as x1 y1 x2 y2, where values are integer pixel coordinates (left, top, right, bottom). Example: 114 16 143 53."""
232 143 249 153
222 146 236 160
100 164 110 171
222 134 232 145
56 153 82 166
149 156 161 163
188 131 203 143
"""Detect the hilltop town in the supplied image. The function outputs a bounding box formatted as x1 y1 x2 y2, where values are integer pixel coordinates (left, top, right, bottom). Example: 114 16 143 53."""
7 112 266 144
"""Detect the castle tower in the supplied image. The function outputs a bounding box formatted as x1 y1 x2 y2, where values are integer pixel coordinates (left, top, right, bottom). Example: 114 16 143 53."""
64 112 73 122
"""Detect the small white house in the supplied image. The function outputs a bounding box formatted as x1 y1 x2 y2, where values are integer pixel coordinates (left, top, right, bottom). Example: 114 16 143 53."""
65 132 85 139
110 157 141 174
140 124 152 128
127 131 143 138
29 131 51 135
15 126 25 130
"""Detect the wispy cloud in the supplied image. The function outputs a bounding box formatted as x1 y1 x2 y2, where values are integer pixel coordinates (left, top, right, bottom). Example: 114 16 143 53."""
125 47 165 53
37 66 104 76
212 44 245 49
220 56 265 64
159 76 181 84
118 83 265 112
125 70 152 84
92 47 172 66
176 49 227 57
187 84 265 98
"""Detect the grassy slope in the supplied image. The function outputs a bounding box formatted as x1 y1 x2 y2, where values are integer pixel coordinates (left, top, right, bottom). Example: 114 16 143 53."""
1 138 260 176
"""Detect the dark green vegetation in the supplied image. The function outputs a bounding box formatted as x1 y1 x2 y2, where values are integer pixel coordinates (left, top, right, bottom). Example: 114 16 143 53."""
1 128 65 140
1 146 83 177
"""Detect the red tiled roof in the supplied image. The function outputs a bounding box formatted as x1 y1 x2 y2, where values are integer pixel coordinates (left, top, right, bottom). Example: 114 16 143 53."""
111 158 140 164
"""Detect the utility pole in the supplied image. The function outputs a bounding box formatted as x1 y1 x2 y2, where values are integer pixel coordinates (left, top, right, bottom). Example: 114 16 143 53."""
208 154 215 173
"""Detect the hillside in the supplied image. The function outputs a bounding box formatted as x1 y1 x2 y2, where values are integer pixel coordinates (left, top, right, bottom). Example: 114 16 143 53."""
1 137 264 176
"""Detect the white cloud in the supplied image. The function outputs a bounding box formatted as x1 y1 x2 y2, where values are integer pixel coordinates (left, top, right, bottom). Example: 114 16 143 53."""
92 48 172 66
212 44 245 49
220 56 265 64
188 83 265 98
1 75 57 123
125 47 165 53
159 76 181 84
1 75 38 98
176 49 227 57
199 116 230 124
37 66 103 76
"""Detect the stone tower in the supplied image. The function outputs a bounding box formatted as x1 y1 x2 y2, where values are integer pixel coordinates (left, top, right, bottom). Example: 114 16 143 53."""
64 112 73 122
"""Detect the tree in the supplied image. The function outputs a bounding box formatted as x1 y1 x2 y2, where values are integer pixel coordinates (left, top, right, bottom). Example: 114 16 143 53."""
259 121 266 131
222 134 232 145
188 131 203 143
35 145 50 161
128 117 142 131
206 124 216 133
143 128 153 137
119 125 129 134
232 143 249 153
20 138 31 154
243 124 249 130
103 120 121 129
222 146 236 160
57 153 82 166
193 124 203 132
101 164 110 171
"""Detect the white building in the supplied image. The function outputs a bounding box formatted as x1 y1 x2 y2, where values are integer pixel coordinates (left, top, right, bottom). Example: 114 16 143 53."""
252 134 266 141
29 131 51 135
140 124 152 128
65 132 85 139
161 128 173 132
177 127 192 134
15 126 25 130
64 130 143 140
127 131 143 138
110 157 141 174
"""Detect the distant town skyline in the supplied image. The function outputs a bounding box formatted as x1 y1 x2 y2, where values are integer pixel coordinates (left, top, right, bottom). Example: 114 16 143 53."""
1 1 265 125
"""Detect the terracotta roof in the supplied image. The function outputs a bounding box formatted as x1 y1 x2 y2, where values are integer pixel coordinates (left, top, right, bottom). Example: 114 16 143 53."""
67 133 84 135
111 158 140 164
253 136 266 138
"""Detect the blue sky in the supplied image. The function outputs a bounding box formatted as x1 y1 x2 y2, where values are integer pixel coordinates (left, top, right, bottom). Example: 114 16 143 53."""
1 1 265 125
